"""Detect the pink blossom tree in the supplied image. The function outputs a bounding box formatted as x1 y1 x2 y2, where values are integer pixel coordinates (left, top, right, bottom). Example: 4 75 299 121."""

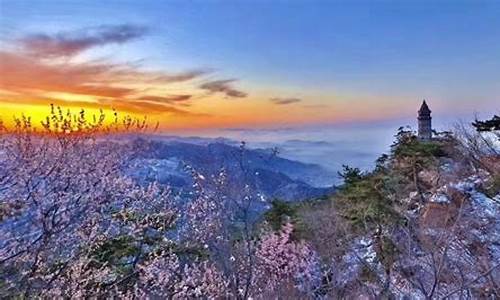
1 107 320 299
184 147 320 298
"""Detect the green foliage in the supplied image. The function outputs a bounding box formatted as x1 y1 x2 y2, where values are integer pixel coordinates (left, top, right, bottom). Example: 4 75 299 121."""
338 164 364 185
313 128 448 238
378 172 412 206
263 200 312 241
170 244 210 260
393 138 446 159
481 174 500 198
392 126 415 147
391 126 446 159
389 126 448 188
264 200 298 231
375 153 390 172
113 210 177 232
88 232 208 279
376 235 399 271
86 210 181 273
90 235 140 267
359 265 378 283
335 169 401 232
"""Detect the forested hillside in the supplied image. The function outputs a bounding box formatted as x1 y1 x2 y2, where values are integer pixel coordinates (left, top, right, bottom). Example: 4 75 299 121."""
1 110 498 298
266 120 500 298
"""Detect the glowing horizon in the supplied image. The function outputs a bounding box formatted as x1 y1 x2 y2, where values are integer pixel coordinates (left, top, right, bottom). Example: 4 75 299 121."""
1 1 499 131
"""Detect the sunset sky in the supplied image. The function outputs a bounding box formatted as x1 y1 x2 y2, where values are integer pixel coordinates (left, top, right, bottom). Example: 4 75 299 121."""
0 0 499 130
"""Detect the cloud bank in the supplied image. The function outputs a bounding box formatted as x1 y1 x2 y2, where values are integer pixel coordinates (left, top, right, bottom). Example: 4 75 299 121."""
0 24 243 118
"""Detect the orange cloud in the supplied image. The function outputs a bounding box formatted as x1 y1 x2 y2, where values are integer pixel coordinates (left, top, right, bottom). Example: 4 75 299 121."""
0 24 383 130
0 47 210 116
0 22 214 119
0 51 133 97
97 99 205 116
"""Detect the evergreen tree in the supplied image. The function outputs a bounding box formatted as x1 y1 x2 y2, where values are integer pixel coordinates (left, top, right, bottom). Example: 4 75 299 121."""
472 115 500 132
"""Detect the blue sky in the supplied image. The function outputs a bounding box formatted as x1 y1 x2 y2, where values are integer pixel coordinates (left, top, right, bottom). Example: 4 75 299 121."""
0 0 499 129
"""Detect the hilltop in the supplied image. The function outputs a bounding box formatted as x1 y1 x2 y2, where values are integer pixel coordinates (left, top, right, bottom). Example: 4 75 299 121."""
265 124 500 298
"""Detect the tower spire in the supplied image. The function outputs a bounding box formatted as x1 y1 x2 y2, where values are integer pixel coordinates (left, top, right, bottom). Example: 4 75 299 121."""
419 99 431 114
418 100 432 141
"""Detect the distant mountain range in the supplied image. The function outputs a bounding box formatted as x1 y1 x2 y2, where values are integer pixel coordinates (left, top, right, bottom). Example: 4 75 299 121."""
126 136 336 204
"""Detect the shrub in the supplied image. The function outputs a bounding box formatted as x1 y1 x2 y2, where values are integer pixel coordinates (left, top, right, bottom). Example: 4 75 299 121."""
336 172 401 232
481 174 500 198
264 199 298 231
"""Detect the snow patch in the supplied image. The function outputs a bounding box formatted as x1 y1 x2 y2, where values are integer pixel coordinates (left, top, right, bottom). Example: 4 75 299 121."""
429 193 449 203
358 237 377 263
469 191 499 218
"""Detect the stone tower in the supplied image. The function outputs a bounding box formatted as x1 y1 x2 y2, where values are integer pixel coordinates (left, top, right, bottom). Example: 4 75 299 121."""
418 100 432 141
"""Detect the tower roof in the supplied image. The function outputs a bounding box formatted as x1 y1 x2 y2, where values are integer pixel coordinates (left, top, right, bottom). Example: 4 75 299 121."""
418 100 431 115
